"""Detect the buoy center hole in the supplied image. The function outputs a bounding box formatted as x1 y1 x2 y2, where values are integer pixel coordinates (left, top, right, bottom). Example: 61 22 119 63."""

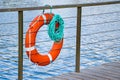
36 25 53 54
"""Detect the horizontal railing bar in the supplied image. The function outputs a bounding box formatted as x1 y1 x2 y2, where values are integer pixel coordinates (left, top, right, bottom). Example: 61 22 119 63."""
35 37 120 47
1 27 120 38
0 11 120 25
0 10 120 26
1 38 120 52
0 1 120 12
0 16 76 25
0 37 119 49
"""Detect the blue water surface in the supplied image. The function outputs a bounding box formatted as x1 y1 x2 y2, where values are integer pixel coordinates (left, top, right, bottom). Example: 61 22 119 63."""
0 0 120 80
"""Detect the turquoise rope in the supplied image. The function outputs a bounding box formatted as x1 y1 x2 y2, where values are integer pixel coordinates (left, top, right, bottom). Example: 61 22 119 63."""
43 5 52 13
48 14 64 42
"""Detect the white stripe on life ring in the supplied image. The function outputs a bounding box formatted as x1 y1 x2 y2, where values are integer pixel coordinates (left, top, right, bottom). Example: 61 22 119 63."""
47 54 52 63
26 46 35 51
42 15 46 24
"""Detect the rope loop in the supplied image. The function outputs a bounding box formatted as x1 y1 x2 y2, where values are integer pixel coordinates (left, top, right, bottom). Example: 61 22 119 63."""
43 4 52 14
48 14 64 42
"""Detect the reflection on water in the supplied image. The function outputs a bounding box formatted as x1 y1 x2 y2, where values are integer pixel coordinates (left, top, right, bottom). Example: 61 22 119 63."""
0 0 120 80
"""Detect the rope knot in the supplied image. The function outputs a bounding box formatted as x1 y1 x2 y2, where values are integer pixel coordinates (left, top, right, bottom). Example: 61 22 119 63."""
48 14 64 42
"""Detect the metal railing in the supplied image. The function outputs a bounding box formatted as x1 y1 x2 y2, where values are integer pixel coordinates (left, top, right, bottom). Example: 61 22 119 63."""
0 1 120 80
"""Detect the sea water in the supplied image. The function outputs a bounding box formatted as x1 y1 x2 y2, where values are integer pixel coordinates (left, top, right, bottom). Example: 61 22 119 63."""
0 0 120 80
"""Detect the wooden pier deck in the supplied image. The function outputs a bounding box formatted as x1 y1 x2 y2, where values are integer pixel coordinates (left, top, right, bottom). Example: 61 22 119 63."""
46 62 120 80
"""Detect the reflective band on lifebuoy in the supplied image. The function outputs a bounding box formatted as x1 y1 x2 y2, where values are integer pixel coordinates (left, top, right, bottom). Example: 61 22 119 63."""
47 54 52 63
26 46 35 51
25 13 63 66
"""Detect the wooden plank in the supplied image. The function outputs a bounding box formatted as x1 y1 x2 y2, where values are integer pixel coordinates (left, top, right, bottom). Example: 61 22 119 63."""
101 65 120 73
80 70 110 80
99 67 120 76
47 73 83 80
60 73 83 80
45 78 57 80
47 62 120 80
45 76 68 80
83 68 120 80
92 67 120 78
103 62 120 68
97 65 120 75
67 72 97 80
81 69 111 80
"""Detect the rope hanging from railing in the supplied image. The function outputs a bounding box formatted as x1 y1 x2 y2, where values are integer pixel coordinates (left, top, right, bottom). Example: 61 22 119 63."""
48 14 64 42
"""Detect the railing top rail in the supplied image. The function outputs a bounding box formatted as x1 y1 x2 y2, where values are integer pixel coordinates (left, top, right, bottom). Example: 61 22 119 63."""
0 1 120 12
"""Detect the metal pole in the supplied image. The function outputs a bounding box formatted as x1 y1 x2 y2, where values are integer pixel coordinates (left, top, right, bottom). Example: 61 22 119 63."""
75 7 82 72
18 11 23 80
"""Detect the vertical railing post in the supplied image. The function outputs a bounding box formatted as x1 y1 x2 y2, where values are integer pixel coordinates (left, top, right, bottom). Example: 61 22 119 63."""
75 7 82 72
18 11 23 80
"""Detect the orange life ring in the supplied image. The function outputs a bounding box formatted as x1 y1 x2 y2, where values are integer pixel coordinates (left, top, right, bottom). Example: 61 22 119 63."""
25 13 63 66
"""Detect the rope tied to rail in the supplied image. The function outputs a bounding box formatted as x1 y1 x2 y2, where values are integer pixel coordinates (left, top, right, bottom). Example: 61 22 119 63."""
48 14 64 42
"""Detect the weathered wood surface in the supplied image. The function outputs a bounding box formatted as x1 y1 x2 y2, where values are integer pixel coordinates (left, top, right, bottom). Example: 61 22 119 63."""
46 62 120 80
